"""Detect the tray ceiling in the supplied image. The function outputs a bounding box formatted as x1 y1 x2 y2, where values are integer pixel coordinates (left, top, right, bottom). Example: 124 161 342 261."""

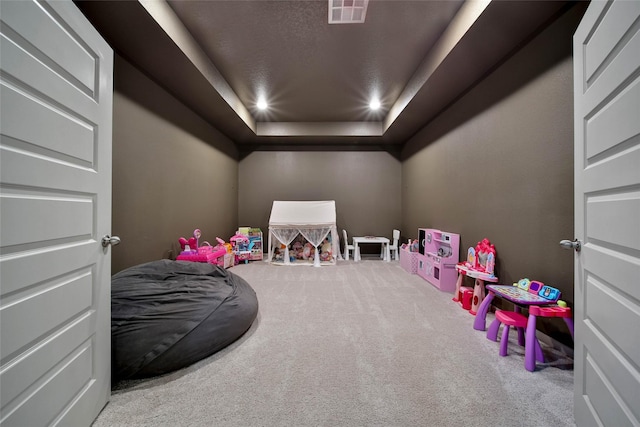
75 0 572 152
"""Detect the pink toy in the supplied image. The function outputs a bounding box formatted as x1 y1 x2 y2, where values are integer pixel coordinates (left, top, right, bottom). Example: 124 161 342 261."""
178 237 198 252
319 238 332 262
462 238 496 274
453 238 498 315
178 228 203 253
302 242 314 260
454 286 473 310
416 229 460 292
399 243 419 274
230 233 249 247
473 238 496 273
176 229 228 266
177 245 226 264
209 238 234 268
213 237 232 253
230 232 251 264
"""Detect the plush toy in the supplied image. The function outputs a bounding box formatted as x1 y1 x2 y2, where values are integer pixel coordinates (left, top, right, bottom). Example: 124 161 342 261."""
320 238 332 261
302 242 313 260
292 241 303 259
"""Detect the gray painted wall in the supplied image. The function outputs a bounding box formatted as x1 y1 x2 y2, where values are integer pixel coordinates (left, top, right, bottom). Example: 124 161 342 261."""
238 151 402 253
401 5 585 343
108 5 583 345
112 56 239 273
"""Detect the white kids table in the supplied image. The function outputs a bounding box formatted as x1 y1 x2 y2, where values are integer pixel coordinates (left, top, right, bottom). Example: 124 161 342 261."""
353 236 390 262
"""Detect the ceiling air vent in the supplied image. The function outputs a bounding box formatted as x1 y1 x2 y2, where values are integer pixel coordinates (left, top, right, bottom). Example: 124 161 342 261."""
329 0 369 24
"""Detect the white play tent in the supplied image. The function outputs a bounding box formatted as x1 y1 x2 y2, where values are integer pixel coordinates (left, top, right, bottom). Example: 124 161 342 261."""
268 200 340 266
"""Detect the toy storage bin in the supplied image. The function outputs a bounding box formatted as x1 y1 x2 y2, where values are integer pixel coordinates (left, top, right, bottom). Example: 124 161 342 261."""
400 246 418 274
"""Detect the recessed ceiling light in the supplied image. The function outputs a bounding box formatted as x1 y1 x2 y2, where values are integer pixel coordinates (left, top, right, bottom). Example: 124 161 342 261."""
369 99 381 110
257 97 268 110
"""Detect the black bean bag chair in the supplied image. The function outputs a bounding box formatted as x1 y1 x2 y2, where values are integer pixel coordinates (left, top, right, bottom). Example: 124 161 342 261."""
111 260 258 380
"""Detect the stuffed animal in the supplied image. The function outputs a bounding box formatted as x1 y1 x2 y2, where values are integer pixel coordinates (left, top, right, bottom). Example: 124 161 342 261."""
320 238 332 261
292 241 303 259
302 242 313 260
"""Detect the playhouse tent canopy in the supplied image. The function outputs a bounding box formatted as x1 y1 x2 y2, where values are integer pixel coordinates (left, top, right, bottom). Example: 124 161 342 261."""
268 200 339 266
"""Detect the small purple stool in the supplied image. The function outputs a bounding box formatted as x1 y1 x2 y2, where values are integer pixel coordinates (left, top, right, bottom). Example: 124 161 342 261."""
487 310 544 363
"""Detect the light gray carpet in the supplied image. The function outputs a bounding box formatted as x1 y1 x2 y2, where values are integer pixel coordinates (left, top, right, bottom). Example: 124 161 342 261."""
93 260 574 427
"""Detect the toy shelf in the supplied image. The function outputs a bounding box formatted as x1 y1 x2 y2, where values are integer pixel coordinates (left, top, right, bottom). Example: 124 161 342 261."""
237 227 263 262
248 229 263 261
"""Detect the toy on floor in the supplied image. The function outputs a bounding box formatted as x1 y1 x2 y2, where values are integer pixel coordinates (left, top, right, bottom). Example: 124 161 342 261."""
176 229 227 265
178 228 200 253
319 238 332 262
230 232 252 264
273 244 292 262
302 242 314 260
213 236 233 254
454 286 474 310
211 237 234 268
453 238 498 314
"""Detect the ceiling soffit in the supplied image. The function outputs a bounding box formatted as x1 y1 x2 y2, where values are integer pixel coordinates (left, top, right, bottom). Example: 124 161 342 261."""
75 0 572 147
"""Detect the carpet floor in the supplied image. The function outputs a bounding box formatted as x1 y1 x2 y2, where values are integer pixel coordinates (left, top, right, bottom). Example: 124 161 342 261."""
93 260 574 427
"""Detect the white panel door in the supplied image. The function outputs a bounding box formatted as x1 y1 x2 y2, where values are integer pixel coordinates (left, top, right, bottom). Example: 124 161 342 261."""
0 0 113 425
573 1 640 426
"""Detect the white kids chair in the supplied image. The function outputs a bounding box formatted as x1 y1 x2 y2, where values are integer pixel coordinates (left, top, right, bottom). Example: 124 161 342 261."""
388 229 400 261
342 229 355 261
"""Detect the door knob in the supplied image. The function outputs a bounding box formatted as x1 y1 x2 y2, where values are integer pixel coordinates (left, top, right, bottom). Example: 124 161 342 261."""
559 239 581 252
101 235 121 247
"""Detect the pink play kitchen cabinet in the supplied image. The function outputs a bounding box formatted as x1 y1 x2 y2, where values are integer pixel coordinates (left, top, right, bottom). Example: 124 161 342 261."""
417 228 460 292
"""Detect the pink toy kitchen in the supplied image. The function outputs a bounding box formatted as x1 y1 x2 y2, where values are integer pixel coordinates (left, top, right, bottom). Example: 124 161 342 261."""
416 228 460 292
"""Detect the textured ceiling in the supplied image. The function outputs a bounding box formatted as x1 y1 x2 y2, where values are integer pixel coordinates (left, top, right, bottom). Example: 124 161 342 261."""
75 0 572 152
167 0 464 123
